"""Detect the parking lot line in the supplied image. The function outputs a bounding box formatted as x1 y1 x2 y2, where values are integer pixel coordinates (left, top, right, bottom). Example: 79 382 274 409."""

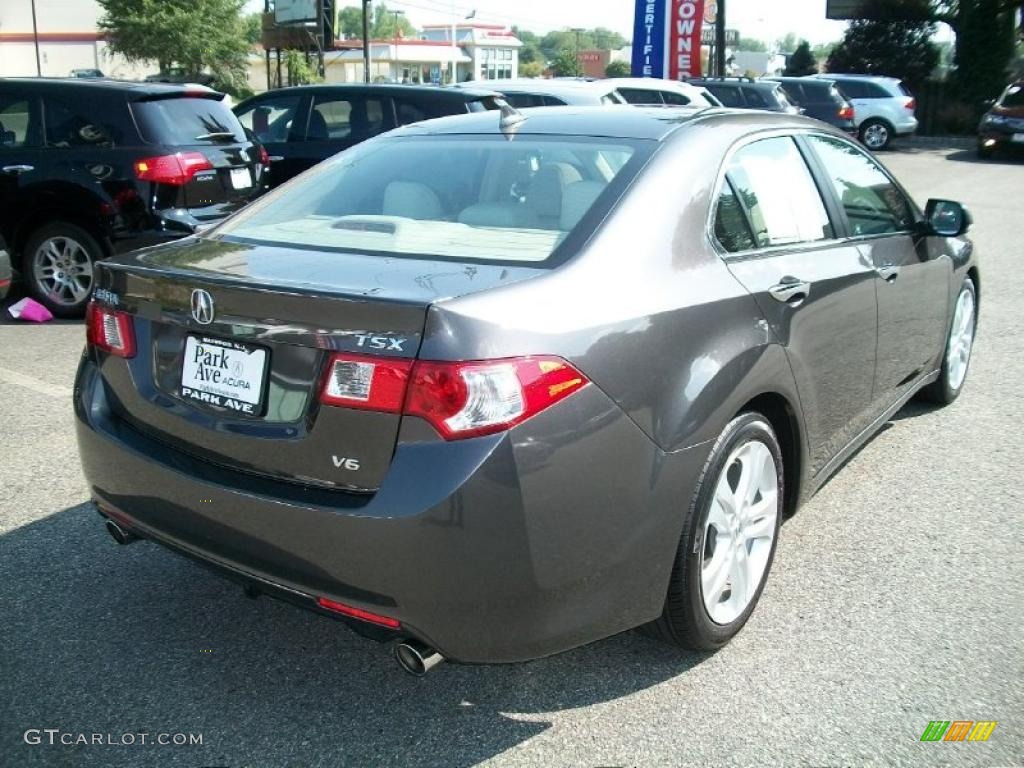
0 366 73 399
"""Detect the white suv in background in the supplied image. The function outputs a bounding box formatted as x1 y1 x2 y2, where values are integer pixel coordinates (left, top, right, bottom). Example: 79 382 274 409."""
810 74 918 150
602 78 722 107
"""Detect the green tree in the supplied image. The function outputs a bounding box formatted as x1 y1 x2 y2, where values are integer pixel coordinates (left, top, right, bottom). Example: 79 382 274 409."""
605 60 631 78
947 0 1015 99
98 0 254 96
520 60 544 77
826 18 939 88
284 49 322 86
776 32 799 53
785 40 818 75
551 49 581 77
243 12 261 45
371 4 416 39
513 26 543 65
737 37 768 52
335 6 364 39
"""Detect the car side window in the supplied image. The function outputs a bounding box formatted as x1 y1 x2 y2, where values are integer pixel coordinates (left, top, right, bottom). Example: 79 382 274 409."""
721 136 834 249
235 95 301 144
710 85 743 107
394 97 459 125
837 80 866 99
0 96 38 149
713 180 757 253
806 135 916 236
744 88 768 108
308 95 388 141
43 97 121 147
618 88 665 105
661 90 690 105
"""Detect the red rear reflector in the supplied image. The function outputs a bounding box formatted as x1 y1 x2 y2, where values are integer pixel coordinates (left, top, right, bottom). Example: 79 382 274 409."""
319 353 413 412
258 144 271 166
86 301 136 358
134 151 213 185
405 356 589 440
904 97 916 111
316 597 401 629
838 104 854 120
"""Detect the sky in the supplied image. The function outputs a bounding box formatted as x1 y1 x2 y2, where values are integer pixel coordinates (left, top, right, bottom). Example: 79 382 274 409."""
250 0 856 46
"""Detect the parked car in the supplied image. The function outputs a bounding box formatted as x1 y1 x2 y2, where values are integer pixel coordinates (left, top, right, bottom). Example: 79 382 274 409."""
762 76 855 133
809 74 918 150
977 81 1024 158
144 69 216 87
76 104 978 673
603 77 721 107
0 237 10 302
70 69 105 79
456 78 627 107
0 78 262 316
687 77 800 114
233 84 501 188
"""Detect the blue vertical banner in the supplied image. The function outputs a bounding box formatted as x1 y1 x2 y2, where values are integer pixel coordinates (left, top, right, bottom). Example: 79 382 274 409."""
631 0 667 78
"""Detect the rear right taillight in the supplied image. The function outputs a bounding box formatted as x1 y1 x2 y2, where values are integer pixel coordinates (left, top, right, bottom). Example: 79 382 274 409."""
86 301 136 358
838 103 854 120
258 144 271 166
904 97 916 111
134 151 213 185
317 353 590 440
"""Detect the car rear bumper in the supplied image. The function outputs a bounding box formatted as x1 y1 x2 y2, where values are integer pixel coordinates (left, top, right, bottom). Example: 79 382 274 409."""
893 116 918 136
978 128 1024 148
75 355 710 663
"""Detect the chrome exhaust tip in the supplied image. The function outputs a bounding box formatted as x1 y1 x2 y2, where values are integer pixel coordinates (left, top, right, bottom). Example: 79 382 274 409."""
105 519 139 545
394 640 444 676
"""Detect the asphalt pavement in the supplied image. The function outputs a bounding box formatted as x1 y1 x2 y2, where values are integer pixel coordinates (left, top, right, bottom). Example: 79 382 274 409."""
0 146 1021 768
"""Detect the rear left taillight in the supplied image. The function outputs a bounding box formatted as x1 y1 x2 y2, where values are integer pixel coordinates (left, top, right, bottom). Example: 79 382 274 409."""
134 151 213 185
904 97 916 111
318 354 589 440
86 301 136 358
258 144 271 166
838 103 854 120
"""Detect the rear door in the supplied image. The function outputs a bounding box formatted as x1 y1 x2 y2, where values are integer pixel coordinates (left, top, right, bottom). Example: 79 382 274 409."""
804 134 949 406
233 91 307 188
713 134 879 474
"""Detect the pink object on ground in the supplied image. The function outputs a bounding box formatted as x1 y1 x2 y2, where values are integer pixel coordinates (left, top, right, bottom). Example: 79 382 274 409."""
7 297 54 323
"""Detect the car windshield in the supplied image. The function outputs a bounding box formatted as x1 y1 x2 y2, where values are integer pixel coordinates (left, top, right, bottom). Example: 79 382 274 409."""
213 134 649 265
1000 84 1024 108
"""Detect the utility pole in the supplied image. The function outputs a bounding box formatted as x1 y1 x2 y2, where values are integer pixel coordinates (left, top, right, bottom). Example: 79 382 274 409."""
714 0 726 77
393 9 405 82
571 27 584 77
30 0 42 76
362 0 371 83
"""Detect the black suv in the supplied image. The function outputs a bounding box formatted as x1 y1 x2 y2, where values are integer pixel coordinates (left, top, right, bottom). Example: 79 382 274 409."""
688 77 800 114
233 84 500 188
762 77 856 133
0 78 262 316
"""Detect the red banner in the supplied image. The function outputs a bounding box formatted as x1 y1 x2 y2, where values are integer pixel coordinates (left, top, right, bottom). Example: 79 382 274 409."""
667 0 705 79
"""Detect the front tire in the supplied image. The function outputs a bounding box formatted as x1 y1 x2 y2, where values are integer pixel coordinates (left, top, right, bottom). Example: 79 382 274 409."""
24 222 103 318
919 277 977 405
647 413 784 650
859 118 893 150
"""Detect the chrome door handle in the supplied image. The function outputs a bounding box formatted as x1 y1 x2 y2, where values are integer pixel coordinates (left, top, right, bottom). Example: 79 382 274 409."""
267 155 284 162
768 278 811 305
1 164 34 174
876 263 901 281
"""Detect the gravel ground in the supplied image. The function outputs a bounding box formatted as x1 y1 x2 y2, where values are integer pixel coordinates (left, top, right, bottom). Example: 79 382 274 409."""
0 146 1020 768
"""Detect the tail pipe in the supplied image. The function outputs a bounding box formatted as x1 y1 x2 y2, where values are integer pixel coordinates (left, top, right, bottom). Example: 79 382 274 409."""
105 519 139 545
394 640 444 676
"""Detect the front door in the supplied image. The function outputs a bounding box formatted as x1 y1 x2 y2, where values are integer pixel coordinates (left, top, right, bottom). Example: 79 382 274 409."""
0 91 47 252
234 92 308 188
712 135 879 475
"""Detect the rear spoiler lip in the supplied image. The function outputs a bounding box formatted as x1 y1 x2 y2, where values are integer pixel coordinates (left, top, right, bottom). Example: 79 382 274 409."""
133 88 225 103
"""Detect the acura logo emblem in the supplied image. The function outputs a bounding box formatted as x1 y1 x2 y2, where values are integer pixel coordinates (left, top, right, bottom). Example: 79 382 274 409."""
190 289 215 325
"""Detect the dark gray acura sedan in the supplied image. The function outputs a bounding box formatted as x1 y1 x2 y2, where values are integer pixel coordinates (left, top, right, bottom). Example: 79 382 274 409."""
75 105 978 674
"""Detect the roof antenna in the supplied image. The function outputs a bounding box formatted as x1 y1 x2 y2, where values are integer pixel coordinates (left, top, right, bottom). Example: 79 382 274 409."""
498 99 526 138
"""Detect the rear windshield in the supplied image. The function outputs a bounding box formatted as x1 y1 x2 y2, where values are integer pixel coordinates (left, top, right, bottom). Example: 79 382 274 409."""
213 134 649 265
131 97 245 145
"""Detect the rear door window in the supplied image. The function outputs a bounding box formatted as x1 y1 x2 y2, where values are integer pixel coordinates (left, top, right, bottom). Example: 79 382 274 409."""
722 136 834 248
43 97 124 147
0 95 38 149
308 95 390 141
132 97 245 145
235 94 302 144
806 134 915 236
709 85 743 107
394 96 462 126
618 88 665 105
661 90 691 105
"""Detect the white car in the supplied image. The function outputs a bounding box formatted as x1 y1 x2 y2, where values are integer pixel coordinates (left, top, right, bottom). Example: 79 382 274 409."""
456 79 626 107
602 77 722 107
809 74 918 150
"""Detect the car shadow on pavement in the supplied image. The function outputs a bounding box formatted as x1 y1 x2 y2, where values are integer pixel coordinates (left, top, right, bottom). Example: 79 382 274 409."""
0 502 707 768
943 148 1024 165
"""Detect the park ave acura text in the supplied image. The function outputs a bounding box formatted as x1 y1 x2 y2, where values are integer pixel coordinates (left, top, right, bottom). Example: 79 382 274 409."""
75 104 978 675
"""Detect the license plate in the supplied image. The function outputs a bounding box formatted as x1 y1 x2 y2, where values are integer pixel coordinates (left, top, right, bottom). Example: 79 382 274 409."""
181 335 268 416
1012 133 1024 143
230 167 252 189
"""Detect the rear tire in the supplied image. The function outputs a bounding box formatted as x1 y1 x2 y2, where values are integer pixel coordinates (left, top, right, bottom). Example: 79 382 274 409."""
646 412 784 651
919 277 977 405
23 222 103 318
859 118 893 150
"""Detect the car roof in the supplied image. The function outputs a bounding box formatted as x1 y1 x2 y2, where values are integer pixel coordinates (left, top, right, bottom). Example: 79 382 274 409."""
692 79 781 91
237 83 499 103
381 104 825 141
813 73 901 83
0 76 221 99
458 79 619 96
603 77 703 91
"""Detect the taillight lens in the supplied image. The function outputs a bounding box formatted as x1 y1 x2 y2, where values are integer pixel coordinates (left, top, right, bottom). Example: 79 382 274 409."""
315 597 401 629
134 151 213 185
86 301 136 358
317 354 589 440
320 353 412 412
838 103 854 120
258 144 271 166
904 97 916 111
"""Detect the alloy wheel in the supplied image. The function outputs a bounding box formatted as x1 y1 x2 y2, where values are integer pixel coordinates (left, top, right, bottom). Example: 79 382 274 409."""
32 236 94 308
862 122 889 150
946 285 976 392
701 439 779 625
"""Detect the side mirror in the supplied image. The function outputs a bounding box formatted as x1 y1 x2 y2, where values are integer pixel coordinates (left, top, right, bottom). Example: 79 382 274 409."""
924 198 971 237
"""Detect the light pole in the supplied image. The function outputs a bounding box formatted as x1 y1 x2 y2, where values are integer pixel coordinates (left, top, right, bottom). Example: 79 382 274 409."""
571 27 584 77
362 0 371 83
393 9 405 82
30 0 42 76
